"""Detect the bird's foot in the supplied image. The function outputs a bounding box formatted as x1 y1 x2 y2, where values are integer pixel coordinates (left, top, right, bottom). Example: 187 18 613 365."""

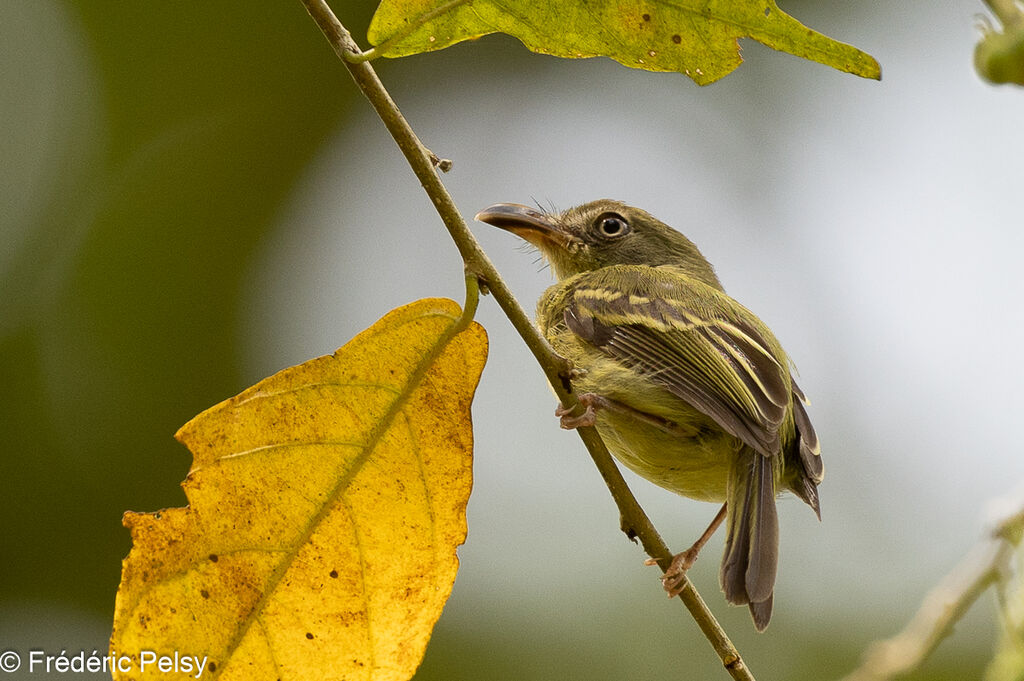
645 504 727 598
555 393 607 429
645 548 701 598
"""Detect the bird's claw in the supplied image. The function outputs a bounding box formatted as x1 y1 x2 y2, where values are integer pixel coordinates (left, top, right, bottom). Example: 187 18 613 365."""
646 548 700 598
555 393 603 429
556 404 596 429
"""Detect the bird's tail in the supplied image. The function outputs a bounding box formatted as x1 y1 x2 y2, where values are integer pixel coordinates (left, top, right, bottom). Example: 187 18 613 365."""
720 450 779 631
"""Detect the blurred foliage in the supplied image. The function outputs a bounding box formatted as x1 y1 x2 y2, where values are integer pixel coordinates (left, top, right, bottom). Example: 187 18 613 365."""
987 517 1024 681
0 0 374 617
974 0 1024 86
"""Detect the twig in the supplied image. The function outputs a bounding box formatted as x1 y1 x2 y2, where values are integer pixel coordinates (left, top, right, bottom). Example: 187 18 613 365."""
839 499 1024 681
298 2 755 679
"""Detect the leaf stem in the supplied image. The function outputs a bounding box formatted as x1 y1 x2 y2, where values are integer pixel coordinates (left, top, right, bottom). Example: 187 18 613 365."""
456 271 481 333
299 3 755 678
352 0 474 62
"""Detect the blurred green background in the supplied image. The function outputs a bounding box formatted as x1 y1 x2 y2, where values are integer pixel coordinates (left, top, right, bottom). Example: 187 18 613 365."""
3 0 1022 679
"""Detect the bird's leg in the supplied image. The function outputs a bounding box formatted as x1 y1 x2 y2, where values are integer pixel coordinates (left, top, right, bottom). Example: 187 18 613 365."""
645 503 728 597
556 393 693 438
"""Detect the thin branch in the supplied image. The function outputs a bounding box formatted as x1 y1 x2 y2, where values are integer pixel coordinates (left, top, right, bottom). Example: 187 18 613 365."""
839 500 1024 681
839 543 1008 681
299 2 755 679
300 0 565 386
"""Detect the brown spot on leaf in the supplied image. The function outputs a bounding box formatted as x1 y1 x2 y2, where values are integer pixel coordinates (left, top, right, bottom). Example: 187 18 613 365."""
200 589 210 599
306 632 314 640
642 13 651 21
209 553 219 562
329 569 338 578
672 34 682 44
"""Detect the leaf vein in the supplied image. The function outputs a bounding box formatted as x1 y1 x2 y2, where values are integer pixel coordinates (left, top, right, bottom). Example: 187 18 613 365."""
214 310 464 671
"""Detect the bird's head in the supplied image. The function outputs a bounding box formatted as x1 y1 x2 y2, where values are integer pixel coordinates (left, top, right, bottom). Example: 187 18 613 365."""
475 199 722 288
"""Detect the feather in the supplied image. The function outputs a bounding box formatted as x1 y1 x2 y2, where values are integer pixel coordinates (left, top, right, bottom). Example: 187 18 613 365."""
792 384 823 482
789 379 823 518
720 452 779 632
565 273 791 458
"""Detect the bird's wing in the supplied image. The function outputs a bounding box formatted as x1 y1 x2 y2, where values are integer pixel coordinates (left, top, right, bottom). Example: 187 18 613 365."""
563 269 791 457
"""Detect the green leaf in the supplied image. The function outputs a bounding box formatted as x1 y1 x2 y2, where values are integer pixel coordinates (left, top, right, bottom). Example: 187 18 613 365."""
367 0 880 85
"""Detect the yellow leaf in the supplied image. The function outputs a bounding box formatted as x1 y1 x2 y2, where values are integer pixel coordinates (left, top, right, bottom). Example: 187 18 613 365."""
367 0 880 85
110 298 488 681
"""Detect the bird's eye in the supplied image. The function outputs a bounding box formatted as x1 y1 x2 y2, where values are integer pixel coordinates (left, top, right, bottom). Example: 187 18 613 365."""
595 213 629 238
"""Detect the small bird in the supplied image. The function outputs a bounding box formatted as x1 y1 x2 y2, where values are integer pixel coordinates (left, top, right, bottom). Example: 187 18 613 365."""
476 199 823 631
